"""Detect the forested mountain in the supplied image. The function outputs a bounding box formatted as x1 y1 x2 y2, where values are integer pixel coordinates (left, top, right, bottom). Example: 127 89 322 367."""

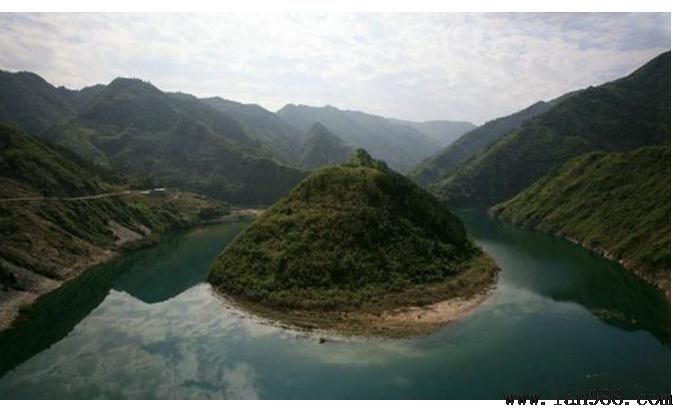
209 149 496 316
491 146 670 296
410 101 551 186
0 124 228 328
201 97 304 164
388 118 475 148
55 84 106 111
277 104 441 172
298 122 353 170
10 76 309 205
431 51 671 207
0 70 77 135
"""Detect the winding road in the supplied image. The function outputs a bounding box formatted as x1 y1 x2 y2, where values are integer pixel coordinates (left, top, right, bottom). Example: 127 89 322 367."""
0 188 167 203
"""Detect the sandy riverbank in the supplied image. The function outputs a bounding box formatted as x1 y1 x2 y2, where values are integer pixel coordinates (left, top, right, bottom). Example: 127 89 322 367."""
212 254 499 339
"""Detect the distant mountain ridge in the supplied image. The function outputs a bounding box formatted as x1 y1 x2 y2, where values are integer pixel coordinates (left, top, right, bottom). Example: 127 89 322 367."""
410 100 552 186
277 104 443 172
431 51 671 207
201 96 304 164
299 122 353 170
0 72 307 205
387 118 475 148
0 69 474 203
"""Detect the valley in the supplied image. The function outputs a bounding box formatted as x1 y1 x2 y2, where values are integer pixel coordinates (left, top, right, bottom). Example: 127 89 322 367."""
0 25 669 399
0 212 668 398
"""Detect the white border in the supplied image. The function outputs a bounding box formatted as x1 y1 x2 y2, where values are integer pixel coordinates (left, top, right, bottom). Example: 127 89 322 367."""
0 0 671 12
0 0 670 406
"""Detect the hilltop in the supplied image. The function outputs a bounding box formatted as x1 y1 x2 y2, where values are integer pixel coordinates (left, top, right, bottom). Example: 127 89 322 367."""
208 150 497 336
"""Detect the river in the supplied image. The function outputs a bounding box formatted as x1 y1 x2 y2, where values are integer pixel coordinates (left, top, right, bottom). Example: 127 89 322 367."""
0 211 669 399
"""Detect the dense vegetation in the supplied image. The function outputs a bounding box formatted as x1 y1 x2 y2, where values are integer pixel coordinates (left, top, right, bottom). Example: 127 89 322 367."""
491 146 670 295
0 71 77 135
0 69 470 205
42 78 307 205
431 51 671 207
202 97 304 164
0 123 121 198
277 104 442 172
410 101 551 186
298 122 353 170
209 150 496 311
0 125 229 325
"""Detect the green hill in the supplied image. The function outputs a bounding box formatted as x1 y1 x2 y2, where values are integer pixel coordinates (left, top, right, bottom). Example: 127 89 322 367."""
0 122 119 198
491 145 670 296
0 124 229 330
298 122 353 170
42 78 307 205
410 101 551 186
432 51 671 207
208 150 496 333
0 70 76 135
277 104 441 172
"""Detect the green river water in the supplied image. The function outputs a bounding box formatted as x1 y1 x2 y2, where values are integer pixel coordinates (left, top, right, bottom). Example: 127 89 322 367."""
0 211 669 399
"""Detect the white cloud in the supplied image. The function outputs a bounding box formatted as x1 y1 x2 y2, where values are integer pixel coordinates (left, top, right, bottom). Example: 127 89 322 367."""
0 13 669 123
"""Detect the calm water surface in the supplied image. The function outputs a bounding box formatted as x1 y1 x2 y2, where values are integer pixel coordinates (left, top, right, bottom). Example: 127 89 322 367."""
0 212 669 399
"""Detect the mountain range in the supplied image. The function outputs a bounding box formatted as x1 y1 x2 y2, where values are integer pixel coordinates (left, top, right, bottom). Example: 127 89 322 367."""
0 50 670 303
0 70 476 204
427 51 671 207
277 104 460 172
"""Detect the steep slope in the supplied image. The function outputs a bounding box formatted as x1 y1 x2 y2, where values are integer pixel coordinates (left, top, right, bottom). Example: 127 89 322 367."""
277 104 440 172
43 78 307 205
0 124 229 330
208 149 497 335
410 101 551 186
388 118 476 148
491 146 670 296
298 122 353 170
0 123 119 198
0 70 76 135
432 51 671 207
202 97 303 164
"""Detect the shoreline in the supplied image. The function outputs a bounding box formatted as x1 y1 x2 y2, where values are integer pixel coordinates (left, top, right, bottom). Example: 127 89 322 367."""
0 209 259 334
212 282 497 339
211 254 499 339
0 248 119 334
490 212 670 300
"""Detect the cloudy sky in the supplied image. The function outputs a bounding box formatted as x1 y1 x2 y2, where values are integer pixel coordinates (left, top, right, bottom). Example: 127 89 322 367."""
0 13 669 124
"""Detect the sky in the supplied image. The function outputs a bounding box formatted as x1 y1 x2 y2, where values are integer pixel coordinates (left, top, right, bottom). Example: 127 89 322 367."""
0 13 669 124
